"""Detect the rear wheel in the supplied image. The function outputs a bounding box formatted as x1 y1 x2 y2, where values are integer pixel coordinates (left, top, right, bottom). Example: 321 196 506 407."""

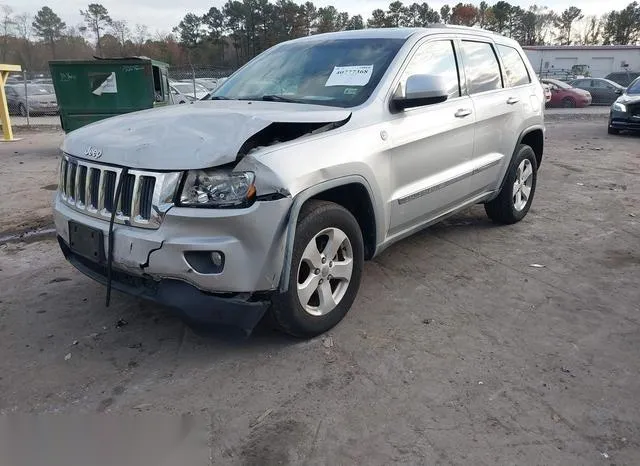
485 144 538 225
18 103 27 116
271 200 364 338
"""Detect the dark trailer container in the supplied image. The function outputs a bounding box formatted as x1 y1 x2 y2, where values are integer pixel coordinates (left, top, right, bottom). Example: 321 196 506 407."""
49 57 170 133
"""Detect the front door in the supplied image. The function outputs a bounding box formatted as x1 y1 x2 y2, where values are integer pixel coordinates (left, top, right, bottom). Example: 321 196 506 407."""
589 79 614 104
385 38 475 236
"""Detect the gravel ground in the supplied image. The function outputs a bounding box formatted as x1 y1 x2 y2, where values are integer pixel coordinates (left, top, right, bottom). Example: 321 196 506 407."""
0 120 639 465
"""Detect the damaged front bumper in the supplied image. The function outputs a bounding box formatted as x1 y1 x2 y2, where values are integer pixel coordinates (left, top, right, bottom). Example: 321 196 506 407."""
54 194 292 332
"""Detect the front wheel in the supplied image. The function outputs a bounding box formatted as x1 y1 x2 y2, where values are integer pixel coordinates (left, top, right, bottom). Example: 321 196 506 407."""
608 125 620 135
18 103 27 117
485 144 538 225
271 200 364 338
562 97 576 108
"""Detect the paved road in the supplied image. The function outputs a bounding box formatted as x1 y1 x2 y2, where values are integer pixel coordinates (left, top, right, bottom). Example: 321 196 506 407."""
0 121 639 465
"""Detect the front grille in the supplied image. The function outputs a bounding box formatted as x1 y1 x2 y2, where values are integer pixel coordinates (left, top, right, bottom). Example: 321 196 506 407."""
628 104 640 117
59 155 181 229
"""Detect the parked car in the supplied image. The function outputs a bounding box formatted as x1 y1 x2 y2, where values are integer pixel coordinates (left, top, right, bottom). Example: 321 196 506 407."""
54 27 544 337
169 81 209 103
604 71 640 88
569 78 625 105
541 78 592 108
608 76 640 134
186 78 220 91
5 83 58 116
542 83 552 104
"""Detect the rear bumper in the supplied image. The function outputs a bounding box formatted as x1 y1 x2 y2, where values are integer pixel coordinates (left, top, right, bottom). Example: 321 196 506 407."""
58 237 271 333
579 97 592 107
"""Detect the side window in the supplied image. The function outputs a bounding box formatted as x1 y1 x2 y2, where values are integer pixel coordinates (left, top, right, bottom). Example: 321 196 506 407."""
497 44 530 87
460 41 502 94
400 40 461 100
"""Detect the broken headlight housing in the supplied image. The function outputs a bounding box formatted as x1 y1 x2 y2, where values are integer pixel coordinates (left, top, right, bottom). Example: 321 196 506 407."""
179 170 256 208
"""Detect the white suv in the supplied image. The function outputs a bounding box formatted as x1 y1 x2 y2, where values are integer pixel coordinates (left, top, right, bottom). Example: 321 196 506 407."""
54 27 544 337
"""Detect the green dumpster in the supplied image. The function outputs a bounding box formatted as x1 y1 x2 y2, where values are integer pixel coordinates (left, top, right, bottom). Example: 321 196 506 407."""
49 57 171 133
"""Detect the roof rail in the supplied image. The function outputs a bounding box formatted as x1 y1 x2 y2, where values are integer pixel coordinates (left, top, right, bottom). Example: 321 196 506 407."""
431 24 496 34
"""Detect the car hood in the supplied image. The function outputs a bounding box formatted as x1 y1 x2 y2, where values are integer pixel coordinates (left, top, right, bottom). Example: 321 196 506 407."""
62 101 351 170
619 94 640 104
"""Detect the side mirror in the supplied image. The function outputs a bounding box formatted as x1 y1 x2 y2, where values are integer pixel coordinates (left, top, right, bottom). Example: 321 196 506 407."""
615 89 623 95
392 74 449 111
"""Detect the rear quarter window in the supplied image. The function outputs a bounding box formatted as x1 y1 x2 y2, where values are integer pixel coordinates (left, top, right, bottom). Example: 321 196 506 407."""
497 45 530 87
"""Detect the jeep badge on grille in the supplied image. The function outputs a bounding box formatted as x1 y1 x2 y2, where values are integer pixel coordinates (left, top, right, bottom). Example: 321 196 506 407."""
84 146 102 159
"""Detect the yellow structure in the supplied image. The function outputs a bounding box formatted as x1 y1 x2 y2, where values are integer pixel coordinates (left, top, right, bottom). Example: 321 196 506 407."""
0 64 22 141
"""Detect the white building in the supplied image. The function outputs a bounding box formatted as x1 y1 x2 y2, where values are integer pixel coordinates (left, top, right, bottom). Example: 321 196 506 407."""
523 45 640 78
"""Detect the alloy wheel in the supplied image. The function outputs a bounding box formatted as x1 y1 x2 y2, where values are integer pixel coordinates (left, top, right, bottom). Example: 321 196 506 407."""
512 159 534 212
296 227 353 316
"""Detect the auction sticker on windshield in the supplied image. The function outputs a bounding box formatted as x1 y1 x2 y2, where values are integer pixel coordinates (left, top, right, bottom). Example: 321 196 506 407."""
325 65 374 87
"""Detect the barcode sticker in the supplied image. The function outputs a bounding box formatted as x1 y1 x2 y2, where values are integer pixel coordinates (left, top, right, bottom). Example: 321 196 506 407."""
325 65 374 87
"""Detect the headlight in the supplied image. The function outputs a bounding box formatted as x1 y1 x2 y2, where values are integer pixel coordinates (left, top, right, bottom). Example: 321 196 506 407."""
179 170 256 208
613 102 627 112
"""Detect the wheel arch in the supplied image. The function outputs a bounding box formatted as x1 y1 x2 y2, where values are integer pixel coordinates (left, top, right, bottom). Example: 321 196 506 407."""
519 126 544 167
491 126 544 200
278 176 380 293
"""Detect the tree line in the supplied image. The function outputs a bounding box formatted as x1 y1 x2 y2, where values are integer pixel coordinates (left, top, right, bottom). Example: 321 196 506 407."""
2 1 640 72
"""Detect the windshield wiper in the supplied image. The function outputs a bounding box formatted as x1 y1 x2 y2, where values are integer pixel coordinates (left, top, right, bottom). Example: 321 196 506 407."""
208 96 233 100
260 95 304 103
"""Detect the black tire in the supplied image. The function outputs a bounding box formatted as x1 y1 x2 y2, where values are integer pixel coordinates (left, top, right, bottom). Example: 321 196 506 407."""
608 125 620 135
18 103 27 117
562 97 576 108
485 144 538 225
271 200 364 338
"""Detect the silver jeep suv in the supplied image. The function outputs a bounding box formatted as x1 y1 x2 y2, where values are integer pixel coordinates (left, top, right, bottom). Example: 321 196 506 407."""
54 27 544 337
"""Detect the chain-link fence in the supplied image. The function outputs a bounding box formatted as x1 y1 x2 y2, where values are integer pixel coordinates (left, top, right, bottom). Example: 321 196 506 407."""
4 65 238 128
168 65 236 100
4 70 58 126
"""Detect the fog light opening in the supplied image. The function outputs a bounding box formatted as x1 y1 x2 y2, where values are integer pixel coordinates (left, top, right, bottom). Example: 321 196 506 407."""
211 251 224 267
184 250 225 274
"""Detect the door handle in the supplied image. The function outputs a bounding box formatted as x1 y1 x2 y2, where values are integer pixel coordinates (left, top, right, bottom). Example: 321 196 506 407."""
507 97 520 105
455 108 472 118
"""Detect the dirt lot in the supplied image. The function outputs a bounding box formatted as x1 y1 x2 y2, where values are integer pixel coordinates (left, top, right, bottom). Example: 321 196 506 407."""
0 120 639 465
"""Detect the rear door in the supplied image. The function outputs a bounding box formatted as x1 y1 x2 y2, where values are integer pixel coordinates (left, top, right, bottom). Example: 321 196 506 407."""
459 39 520 195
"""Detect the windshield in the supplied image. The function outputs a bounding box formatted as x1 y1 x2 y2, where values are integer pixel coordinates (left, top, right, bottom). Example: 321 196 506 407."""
545 79 571 89
210 38 405 108
173 83 208 94
628 78 640 95
603 79 623 89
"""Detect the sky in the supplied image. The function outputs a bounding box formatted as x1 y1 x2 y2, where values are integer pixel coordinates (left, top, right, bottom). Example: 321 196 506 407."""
12 0 634 36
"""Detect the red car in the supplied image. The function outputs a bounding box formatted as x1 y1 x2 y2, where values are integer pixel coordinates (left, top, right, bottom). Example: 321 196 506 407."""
542 78 592 108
